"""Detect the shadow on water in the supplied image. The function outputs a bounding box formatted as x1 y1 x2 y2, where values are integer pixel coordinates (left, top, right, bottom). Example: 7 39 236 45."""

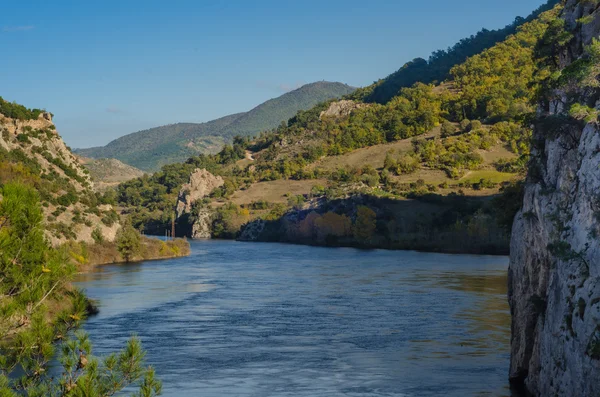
75 240 516 397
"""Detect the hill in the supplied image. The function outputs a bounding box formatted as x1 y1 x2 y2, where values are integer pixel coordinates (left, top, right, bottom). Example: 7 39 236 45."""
80 157 145 190
348 0 559 104
0 101 188 396
115 2 564 254
0 110 122 245
76 81 355 171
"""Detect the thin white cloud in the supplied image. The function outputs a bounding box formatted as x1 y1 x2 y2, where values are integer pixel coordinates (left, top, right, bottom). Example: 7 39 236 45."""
2 25 35 32
105 106 123 114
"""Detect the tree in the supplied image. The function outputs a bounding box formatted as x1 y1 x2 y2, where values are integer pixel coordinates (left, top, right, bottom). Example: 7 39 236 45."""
0 182 160 396
116 222 141 262
441 121 457 137
353 206 377 243
314 212 352 243
91 227 104 244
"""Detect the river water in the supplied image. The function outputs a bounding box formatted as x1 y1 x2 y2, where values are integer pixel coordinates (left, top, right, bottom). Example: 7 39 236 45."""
74 240 512 397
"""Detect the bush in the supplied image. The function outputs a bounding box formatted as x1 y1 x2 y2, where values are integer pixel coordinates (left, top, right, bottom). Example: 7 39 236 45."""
394 153 420 175
459 119 471 132
91 227 104 244
116 223 141 262
469 120 483 131
16 134 30 143
441 121 457 137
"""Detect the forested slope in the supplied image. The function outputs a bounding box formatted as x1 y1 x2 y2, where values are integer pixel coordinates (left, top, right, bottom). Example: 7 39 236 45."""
114 3 564 254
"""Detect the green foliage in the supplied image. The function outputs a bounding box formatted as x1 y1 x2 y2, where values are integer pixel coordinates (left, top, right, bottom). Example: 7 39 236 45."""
350 0 559 104
387 152 420 175
212 202 241 238
353 206 377 242
493 181 525 231
441 121 457 137
0 97 44 120
0 182 160 396
287 194 306 209
449 6 559 122
91 227 104 244
412 134 485 178
101 210 119 227
0 183 73 319
553 38 600 89
588 327 600 360
116 222 142 262
16 134 30 144
569 103 599 123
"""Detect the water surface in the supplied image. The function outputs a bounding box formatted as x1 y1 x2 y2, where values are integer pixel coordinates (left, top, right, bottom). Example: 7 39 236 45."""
75 240 511 396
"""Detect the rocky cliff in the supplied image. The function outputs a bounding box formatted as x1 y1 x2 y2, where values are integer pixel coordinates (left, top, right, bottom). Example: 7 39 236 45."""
175 168 223 238
508 1 600 395
0 112 120 245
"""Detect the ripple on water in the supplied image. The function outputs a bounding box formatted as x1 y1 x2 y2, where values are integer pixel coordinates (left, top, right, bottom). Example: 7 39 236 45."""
74 240 512 397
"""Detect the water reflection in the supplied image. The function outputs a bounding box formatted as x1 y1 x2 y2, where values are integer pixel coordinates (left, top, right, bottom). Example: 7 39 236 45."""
75 241 511 397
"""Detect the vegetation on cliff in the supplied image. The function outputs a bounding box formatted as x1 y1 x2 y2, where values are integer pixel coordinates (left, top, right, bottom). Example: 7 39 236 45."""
0 97 45 121
0 182 161 396
508 0 600 393
0 112 120 245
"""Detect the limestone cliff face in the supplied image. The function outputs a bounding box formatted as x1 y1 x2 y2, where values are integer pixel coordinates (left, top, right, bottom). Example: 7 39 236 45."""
319 100 366 120
508 1 600 395
175 168 223 239
0 113 120 245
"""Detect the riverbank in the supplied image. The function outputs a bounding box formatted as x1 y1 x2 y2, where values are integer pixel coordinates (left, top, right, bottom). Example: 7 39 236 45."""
202 194 511 256
237 235 509 256
64 236 191 272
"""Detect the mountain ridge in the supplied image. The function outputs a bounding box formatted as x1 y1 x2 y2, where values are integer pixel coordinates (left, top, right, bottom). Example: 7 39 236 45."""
76 81 355 171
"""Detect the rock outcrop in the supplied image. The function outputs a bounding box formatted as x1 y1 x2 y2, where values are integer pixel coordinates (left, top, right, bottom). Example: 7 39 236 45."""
188 208 213 239
175 168 224 238
508 1 600 395
238 219 266 241
319 100 366 120
176 168 224 216
0 112 121 245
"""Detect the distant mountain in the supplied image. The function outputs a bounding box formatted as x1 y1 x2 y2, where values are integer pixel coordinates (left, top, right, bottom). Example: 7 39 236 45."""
76 82 355 171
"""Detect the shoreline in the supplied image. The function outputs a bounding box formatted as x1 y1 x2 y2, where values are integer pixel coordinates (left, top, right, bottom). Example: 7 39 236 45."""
72 236 191 274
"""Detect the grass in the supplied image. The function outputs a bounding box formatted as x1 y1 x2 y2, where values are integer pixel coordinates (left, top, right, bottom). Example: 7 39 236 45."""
309 127 440 172
459 170 518 184
228 179 328 205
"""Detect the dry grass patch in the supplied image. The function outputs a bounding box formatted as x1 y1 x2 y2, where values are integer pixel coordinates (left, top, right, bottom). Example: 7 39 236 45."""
229 179 327 205
310 127 441 172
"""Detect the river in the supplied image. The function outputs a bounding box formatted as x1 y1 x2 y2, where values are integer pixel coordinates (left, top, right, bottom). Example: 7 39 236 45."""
74 239 512 396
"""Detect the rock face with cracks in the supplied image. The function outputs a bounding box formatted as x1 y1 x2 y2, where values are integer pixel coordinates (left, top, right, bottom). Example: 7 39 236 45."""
175 168 224 239
508 1 600 396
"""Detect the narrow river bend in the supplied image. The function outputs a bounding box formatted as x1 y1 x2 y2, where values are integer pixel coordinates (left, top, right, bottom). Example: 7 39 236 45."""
75 240 511 397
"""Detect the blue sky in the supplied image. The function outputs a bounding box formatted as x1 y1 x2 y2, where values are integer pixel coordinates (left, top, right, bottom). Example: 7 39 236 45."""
1 0 548 148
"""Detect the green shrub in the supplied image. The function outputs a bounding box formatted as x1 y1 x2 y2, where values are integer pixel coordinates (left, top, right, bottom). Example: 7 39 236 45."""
116 223 141 262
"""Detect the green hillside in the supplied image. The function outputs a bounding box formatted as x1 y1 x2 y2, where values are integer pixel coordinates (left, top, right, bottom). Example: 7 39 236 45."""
115 3 565 254
76 82 355 171
349 0 559 104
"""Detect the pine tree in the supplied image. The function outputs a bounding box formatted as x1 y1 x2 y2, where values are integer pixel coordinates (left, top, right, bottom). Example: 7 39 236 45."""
0 182 161 396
